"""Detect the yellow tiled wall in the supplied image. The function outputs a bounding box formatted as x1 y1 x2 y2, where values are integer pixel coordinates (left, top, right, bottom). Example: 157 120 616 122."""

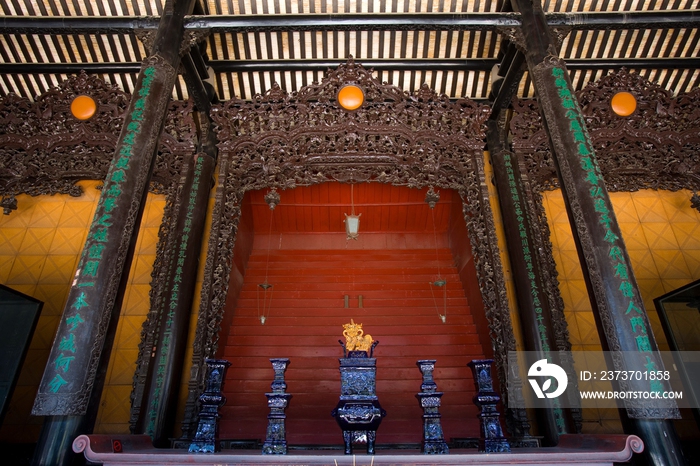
93 191 166 435
0 181 164 442
543 188 700 433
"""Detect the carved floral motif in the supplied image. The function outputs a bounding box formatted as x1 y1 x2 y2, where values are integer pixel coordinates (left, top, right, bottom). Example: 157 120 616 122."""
511 69 700 193
0 71 196 201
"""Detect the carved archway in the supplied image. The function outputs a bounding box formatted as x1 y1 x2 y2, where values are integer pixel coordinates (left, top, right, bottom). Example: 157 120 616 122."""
182 60 520 436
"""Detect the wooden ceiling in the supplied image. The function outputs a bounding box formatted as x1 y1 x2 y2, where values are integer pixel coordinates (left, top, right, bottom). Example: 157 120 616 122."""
247 183 455 233
0 0 698 102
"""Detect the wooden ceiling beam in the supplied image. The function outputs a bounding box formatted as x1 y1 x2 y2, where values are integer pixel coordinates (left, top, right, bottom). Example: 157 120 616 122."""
0 11 698 34
1 58 698 75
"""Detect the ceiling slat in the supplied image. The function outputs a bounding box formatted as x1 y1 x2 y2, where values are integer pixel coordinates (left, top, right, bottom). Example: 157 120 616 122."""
0 2 696 101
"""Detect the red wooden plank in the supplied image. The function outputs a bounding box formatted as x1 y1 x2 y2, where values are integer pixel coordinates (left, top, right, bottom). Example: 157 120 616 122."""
219 243 487 442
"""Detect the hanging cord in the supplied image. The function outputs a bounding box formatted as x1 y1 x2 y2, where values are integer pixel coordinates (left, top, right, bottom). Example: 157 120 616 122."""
351 183 355 216
259 190 278 324
426 187 446 323
264 202 274 286
431 206 442 280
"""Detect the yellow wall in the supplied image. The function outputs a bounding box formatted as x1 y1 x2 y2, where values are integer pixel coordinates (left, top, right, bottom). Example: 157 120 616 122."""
544 188 700 433
0 181 164 441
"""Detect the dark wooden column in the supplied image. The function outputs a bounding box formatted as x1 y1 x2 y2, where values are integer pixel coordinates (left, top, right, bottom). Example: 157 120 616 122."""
488 37 579 444
511 0 684 464
135 153 215 446
131 47 218 447
30 0 195 464
488 114 576 445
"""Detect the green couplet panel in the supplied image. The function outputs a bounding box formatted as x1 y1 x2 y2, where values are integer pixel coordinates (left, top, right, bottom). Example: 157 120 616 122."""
0 284 42 423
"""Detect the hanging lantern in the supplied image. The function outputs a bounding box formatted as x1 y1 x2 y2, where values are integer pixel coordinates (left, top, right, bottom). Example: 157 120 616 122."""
344 213 361 240
344 184 361 240
258 188 279 325
426 187 447 323
257 283 273 325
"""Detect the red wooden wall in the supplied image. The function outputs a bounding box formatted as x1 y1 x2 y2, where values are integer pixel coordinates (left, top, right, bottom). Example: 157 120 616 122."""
218 184 488 446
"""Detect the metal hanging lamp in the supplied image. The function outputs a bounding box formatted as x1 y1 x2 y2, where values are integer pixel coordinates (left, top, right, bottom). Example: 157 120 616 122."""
344 183 361 240
426 187 447 323
258 188 280 325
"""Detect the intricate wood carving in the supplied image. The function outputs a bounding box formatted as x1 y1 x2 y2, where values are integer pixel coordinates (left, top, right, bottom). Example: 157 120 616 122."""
182 59 519 437
511 69 700 194
0 71 196 202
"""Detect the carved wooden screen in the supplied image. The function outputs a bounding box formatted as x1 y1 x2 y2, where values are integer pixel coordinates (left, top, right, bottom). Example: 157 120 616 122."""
182 60 520 436
512 69 700 194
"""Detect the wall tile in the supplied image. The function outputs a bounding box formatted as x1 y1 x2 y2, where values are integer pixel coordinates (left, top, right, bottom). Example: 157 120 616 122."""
660 190 700 223
58 201 96 228
122 284 151 316
681 249 700 278
575 311 600 345
618 223 649 250
38 255 78 284
33 284 70 316
662 279 696 294
640 223 681 250
627 250 659 279
564 310 581 344
106 349 138 385
0 256 14 283
556 249 585 280
28 201 64 228
5 284 36 297
129 255 155 285
0 228 27 255
116 315 147 349
95 385 132 427
609 192 639 223
16 348 48 386
30 315 60 350
74 180 102 201
635 278 666 308
6 256 46 285
551 223 577 250
565 279 593 312
544 191 569 224
0 200 35 228
18 228 56 255
632 191 670 222
651 250 691 280
48 227 87 255
670 222 700 250
142 198 166 227
137 227 160 255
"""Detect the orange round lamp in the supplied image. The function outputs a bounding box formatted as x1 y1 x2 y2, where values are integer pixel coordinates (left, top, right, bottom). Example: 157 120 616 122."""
70 95 97 120
337 85 364 111
610 91 637 117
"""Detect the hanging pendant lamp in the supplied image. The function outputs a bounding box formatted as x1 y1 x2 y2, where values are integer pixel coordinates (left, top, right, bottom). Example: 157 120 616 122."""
426 186 447 323
258 188 280 325
344 183 361 240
